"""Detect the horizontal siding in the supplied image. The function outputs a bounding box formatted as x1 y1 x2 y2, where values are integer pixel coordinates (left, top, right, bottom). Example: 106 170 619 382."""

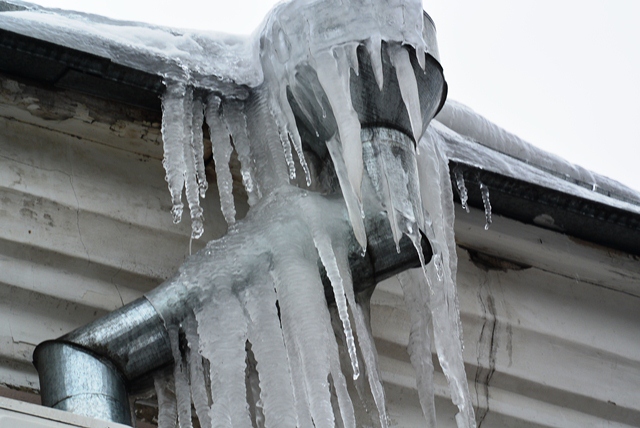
0 74 244 395
373 208 640 427
1 73 639 427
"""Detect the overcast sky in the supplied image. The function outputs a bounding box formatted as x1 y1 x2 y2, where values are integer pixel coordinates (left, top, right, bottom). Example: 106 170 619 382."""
27 0 640 192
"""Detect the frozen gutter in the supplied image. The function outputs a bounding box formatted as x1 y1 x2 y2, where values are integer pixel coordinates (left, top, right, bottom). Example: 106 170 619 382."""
2 17 638 254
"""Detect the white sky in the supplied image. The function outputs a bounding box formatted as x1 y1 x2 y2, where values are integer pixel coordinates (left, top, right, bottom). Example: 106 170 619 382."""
27 0 640 192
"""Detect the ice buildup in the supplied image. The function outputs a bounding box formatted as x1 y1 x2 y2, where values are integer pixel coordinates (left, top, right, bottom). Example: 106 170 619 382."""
149 0 476 426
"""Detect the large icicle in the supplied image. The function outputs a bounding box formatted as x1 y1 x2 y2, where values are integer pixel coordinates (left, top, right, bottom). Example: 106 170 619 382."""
154 374 178 428
224 100 261 206
326 137 367 250
330 234 389 428
161 81 206 239
271 243 336 428
314 50 364 203
241 277 298 428
183 314 212 428
197 290 252 428
315 235 359 380
205 95 237 225
181 87 205 239
418 126 476 428
388 43 423 142
365 36 384 91
168 326 193 428
161 80 188 224
363 128 424 260
192 97 208 199
397 271 437 427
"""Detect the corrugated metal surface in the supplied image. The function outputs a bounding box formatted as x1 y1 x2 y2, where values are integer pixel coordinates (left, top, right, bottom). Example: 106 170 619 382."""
1 72 639 427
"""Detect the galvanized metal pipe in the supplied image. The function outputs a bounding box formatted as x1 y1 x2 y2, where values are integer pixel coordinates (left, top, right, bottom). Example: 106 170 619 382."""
33 342 132 425
33 173 432 425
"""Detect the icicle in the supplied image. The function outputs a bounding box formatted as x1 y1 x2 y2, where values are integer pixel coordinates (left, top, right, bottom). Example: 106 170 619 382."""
348 302 388 428
275 113 297 181
363 128 424 255
184 315 212 428
271 244 335 428
377 150 403 251
397 271 437 427
181 87 205 239
480 182 492 230
313 234 360 379
276 77 312 185
241 278 298 428
154 374 178 428
161 80 188 224
365 36 384 90
418 126 476 428
197 291 252 428
400 0 426 70
168 326 193 428
314 50 364 202
192 97 208 199
259 32 298 183
245 343 266 428
388 43 422 142
224 101 261 205
326 136 367 250
328 368 356 428
346 42 360 76
205 95 237 225
454 168 470 213
331 240 389 428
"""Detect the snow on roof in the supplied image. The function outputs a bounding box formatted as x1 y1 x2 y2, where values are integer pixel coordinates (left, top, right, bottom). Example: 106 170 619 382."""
0 0 262 91
435 101 640 215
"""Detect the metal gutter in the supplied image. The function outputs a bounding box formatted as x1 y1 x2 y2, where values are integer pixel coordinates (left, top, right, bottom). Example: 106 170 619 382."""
0 27 164 110
452 162 640 256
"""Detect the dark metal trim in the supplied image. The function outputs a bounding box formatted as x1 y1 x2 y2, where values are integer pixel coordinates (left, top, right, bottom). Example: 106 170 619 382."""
452 161 640 256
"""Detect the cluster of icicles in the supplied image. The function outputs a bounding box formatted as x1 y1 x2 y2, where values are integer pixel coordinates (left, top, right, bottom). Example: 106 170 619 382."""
151 0 478 427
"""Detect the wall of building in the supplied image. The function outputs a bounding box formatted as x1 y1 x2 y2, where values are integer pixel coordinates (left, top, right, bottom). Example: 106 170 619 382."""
1 73 638 427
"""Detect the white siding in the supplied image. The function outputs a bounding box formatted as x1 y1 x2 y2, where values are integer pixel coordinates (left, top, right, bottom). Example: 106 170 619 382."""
1 74 639 427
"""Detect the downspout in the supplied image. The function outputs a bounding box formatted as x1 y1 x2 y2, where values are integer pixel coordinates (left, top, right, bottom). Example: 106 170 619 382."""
33 216 432 426
33 9 446 426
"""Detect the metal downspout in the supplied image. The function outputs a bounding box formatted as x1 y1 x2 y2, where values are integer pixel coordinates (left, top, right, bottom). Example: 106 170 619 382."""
32 204 433 426
32 8 446 424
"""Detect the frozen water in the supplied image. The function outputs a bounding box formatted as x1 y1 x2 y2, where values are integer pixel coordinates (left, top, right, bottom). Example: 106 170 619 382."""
388 43 423 142
168 326 193 428
1 0 479 426
454 168 470 213
223 101 262 206
205 95 237 226
147 0 476 425
480 182 492 230
417 127 475 427
154 374 178 428
398 271 437 427
161 80 187 225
